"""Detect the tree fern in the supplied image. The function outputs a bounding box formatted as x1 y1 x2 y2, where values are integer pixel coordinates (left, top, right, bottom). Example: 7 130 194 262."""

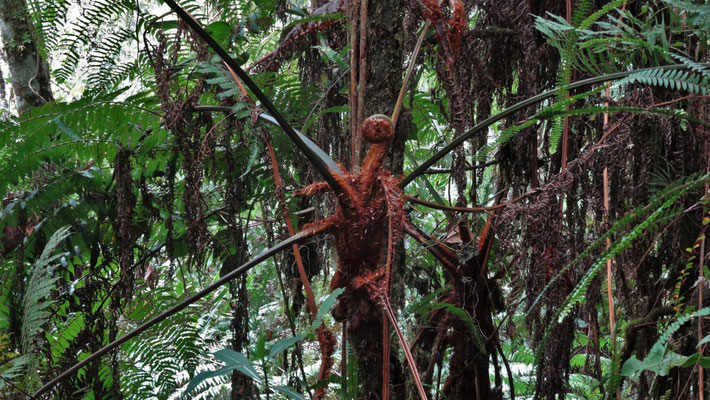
2 226 73 390
534 173 709 363
21 226 72 352
0 92 162 200
620 307 710 379
121 285 229 400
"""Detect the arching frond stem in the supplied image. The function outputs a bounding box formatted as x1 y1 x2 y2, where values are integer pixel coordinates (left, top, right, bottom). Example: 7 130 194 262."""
161 0 346 189
31 230 312 398
401 63 705 187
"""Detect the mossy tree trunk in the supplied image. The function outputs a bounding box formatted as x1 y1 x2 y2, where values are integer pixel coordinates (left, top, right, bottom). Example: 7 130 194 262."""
346 0 408 398
0 0 53 114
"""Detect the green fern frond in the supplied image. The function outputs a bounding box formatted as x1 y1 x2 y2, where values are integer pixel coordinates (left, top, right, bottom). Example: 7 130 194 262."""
619 68 710 95
86 27 139 90
556 175 705 322
21 226 72 353
120 285 225 400
0 94 162 201
670 52 710 79
579 0 629 30
527 177 688 317
51 1 138 84
0 354 31 393
47 314 85 363
533 174 709 363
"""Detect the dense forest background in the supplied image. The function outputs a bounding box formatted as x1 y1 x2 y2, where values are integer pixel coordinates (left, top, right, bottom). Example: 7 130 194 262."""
1 0 709 399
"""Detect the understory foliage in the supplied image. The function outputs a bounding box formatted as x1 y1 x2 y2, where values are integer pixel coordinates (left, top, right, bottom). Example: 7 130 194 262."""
1 0 710 399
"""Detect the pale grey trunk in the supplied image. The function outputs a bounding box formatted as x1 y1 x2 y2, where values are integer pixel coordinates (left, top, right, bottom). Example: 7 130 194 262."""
0 65 8 116
0 0 53 114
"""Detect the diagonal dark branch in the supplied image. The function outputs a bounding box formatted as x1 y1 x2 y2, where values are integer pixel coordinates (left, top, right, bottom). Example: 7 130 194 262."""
30 230 311 399
161 0 346 188
403 218 461 280
400 63 701 188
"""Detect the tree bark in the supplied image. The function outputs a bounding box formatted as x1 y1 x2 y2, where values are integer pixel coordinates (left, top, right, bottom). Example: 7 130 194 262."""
0 0 53 114
0 64 9 116
347 0 407 398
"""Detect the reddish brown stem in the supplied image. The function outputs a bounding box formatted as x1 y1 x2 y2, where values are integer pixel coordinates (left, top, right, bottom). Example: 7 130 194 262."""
405 194 504 213
381 179 397 400
382 309 390 400
404 219 460 280
383 300 428 400
223 60 334 397
601 5 627 398
266 140 319 318
265 134 335 400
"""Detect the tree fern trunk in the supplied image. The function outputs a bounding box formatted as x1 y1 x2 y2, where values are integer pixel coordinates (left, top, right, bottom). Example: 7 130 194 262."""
348 0 407 397
0 0 53 114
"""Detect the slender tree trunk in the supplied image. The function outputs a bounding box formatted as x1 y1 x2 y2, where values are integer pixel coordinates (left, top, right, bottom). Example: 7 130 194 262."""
224 139 257 399
0 64 9 116
347 0 407 397
0 0 53 114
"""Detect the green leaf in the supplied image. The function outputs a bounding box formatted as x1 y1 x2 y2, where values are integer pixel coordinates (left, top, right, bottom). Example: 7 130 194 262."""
312 287 345 330
254 333 267 360
213 349 261 381
268 335 305 359
53 117 80 140
240 139 263 178
681 353 710 368
206 21 233 47
620 356 643 376
273 385 305 400
184 369 230 396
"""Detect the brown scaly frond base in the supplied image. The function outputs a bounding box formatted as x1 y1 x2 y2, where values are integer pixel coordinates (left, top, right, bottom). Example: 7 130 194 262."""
295 115 427 398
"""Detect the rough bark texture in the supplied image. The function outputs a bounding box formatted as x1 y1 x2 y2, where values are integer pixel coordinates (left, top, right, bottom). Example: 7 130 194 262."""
0 0 53 114
362 1 404 118
348 0 407 397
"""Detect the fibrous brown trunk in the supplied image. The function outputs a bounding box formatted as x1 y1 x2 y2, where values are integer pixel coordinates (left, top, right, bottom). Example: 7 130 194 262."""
347 0 406 397
0 0 53 114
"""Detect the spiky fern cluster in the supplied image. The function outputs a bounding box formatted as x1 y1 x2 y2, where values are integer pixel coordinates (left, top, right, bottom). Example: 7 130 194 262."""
534 174 710 363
